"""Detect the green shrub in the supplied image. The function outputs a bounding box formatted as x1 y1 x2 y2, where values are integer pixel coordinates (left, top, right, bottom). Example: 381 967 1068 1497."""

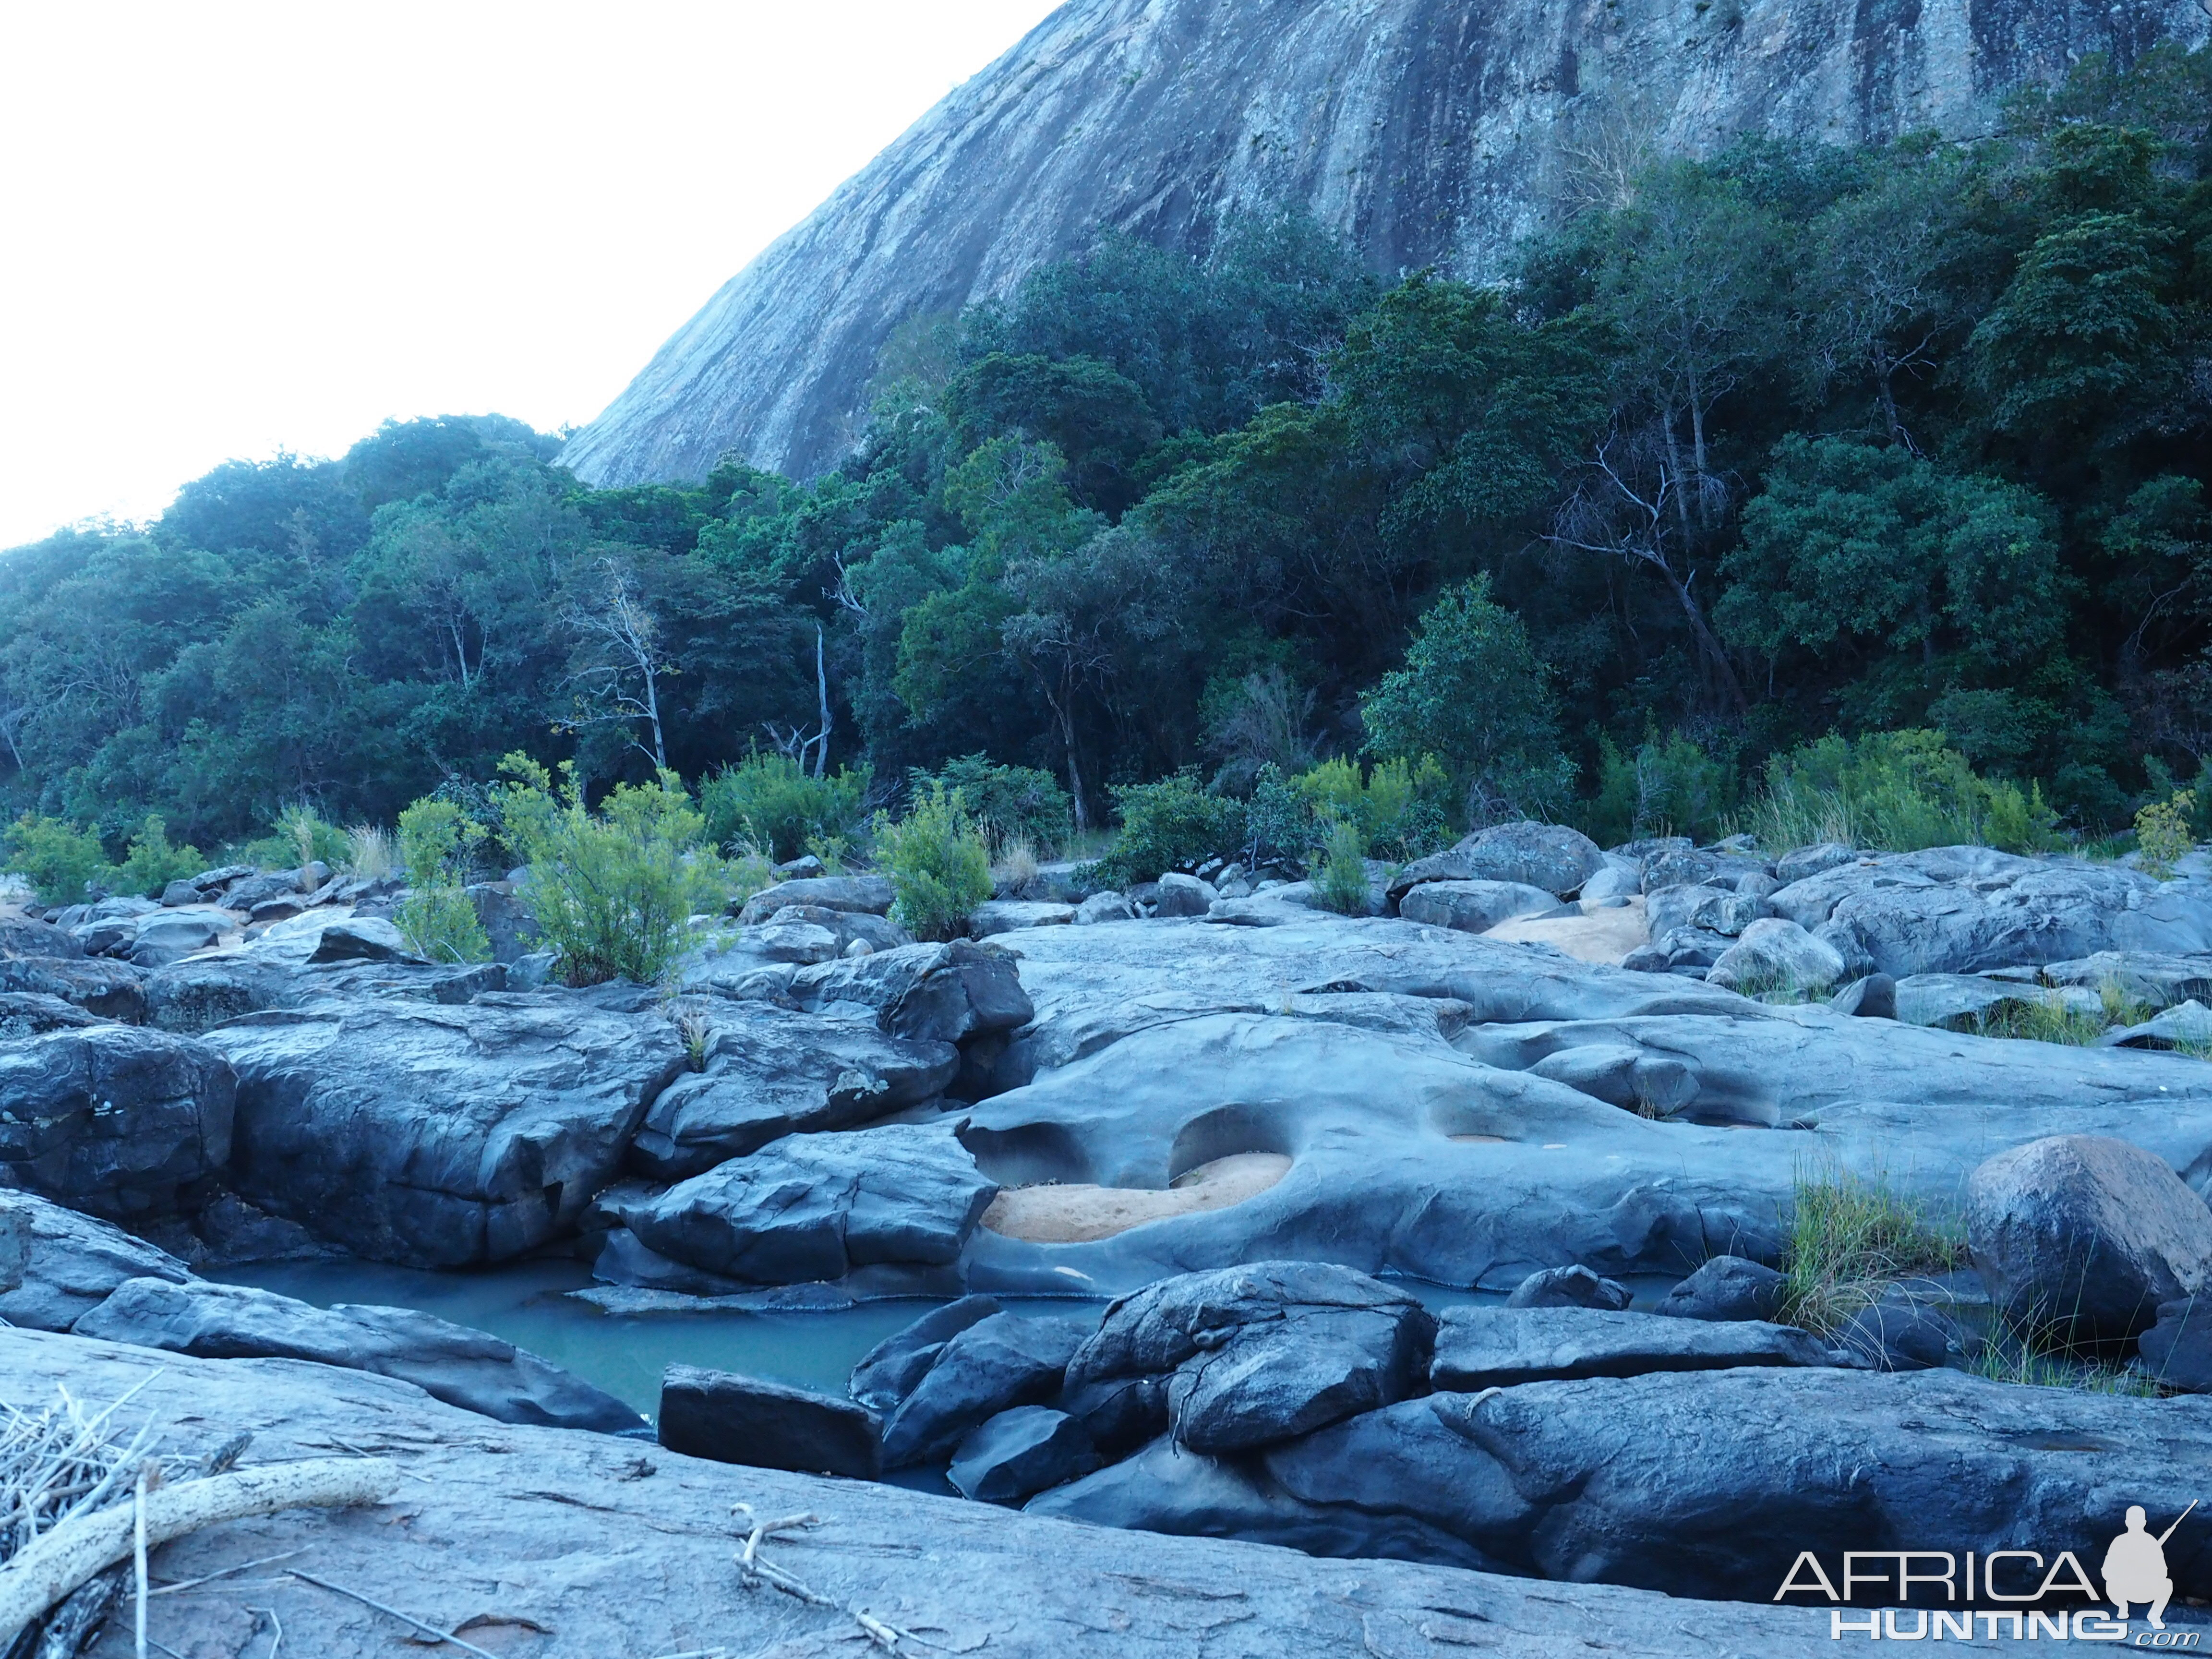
1746 730 2060 854
700 753 872 864
1093 773 1247 888
1 816 115 907
875 783 992 941
117 816 205 899
1312 819 1372 914
1779 1166 1960 1339
1583 731 1738 847
2136 789 2197 878
1360 575 1575 824
498 756 729 986
910 754 1072 855
393 798 493 964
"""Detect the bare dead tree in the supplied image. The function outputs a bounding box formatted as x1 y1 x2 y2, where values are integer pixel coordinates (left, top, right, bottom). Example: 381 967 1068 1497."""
1549 422 1748 713
762 626 834 779
562 559 670 770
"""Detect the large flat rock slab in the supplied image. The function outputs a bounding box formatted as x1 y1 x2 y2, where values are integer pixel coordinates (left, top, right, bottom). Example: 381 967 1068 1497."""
1429 1305 1837 1388
208 994 688 1267
0 1327 1867 1657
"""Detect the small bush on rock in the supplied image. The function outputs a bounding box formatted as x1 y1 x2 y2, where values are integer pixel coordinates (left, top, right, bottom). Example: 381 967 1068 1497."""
117 816 204 898
1094 773 1247 888
876 783 992 941
1780 1166 1959 1337
393 798 493 964
499 756 730 986
700 753 873 864
911 754 1072 856
2 815 113 906
1312 820 1372 914
2135 789 2197 879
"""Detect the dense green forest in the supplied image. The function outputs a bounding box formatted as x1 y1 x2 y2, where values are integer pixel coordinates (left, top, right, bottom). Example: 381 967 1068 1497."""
4 46 2207 869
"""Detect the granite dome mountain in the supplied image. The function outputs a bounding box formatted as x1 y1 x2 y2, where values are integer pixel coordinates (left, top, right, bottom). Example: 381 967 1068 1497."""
559 0 2208 487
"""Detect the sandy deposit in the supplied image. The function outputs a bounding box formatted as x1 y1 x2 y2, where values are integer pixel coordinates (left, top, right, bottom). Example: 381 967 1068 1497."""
1486 895 1650 964
981 1151 1293 1243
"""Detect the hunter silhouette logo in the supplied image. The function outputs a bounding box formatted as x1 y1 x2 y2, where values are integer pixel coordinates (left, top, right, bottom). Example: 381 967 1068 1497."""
2106 1501 2196 1630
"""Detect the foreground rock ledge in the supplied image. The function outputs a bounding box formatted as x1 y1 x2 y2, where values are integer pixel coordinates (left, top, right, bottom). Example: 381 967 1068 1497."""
19 1328 1864 1657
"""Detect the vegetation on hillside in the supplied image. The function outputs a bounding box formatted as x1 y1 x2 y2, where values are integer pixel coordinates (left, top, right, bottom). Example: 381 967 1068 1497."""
0 47 2205 879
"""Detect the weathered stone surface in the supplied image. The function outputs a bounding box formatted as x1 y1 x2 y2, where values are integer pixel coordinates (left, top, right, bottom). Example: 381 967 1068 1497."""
628 1001 958 1179
971 900 1076 936
2138 1298 2212 1392
0 1024 233 1219
1395 880 1559 935
1429 1305 1836 1389
306 915 421 964
466 880 543 963
1036 1366 2212 1602
72 1276 645 1433
1896 972 2101 1030
0 991 102 1037
142 949 503 1035
1153 873 1217 918
1967 1133 2212 1344
1645 883 1764 940
2105 998 2212 1049
658 1364 879 1477
1656 1255 1785 1322
210 994 687 1267
2045 950 2212 1010
688 939 1034 1048
1830 1288 1965 1371
881 1311 1086 1467
0 954 145 1022
1504 1263 1628 1311
1074 891 1135 925
739 875 897 925
127 906 239 968
1827 973 1897 1019
1774 843 1858 884
1524 1043 1698 1114
0 916 86 958
0 1188 189 1331
949 1406 1101 1504
0 1325 1879 1657
1064 1262 1434 1456
850 1294 1006 1413
1705 918 1846 996
619 1122 998 1286
1389 823 1603 901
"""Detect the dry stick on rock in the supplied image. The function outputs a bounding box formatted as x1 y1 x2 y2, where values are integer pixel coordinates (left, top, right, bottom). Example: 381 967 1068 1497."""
284 1570 502 1659
0 1460 397 1650
730 1506 921 1656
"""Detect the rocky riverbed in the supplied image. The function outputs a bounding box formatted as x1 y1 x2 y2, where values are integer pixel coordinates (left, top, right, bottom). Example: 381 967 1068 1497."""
9 826 2212 1651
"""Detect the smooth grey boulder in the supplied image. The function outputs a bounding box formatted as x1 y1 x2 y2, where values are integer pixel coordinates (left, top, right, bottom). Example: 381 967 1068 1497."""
657 1364 879 1477
0 1189 190 1330
849 1294 1006 1413
1830 1289 1964 1371
627 1002 958 1179
1525 1043 1698 1115
211 994 688 1267
221 870 307 913
1152 874 1217 918
621 1122 998 1287
1074 891 1135 925
1618 926 1730 976
10 1325 1875 1659
738 875 896 925
696 940 1035 1048
127 907 237 968
1774 843 1858 885
1396 879 1558 935
1827 973 1897 1019
0 1024 233 1220
2045 950 2212 1010
0 916 85 958
1657 1256 1786 1322
1431 1305 1835 1389
1578 860 1642 904
1968 1134 2212 1345
2104 998 2212 1049
949 1405 1100 1503
1038 1366 2212 1602
307 915 422 964
1705 918 1845 996
971 900 1076 936
1896 972 2100 1030
880 1311 1086 1467
1387 822 1604 901
1647 883 1766 940
1064 1262 1434 1456
1505 1263 1630 1310
0 956 145 1022
0 990 102 1037
73 1275 644 1434
165 865 253 905
2138 1298 2212 1391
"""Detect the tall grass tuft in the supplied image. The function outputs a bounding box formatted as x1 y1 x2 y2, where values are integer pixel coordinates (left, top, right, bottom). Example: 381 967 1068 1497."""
343 825 396 881
1779 1166 1960 1337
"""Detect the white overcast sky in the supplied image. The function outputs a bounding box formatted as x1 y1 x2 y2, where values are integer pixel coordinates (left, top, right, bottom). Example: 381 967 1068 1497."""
0 1 1064 549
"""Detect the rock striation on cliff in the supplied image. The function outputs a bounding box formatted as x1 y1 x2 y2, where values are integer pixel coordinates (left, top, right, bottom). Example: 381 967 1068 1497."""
559 0 2208 488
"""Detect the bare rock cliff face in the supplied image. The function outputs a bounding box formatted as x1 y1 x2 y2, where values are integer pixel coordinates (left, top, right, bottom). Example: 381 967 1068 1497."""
560 0 2206 487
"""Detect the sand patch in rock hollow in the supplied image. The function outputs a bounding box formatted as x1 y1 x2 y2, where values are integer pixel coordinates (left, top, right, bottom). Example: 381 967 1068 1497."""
1485 896 1650 965
981 1152 1293 1244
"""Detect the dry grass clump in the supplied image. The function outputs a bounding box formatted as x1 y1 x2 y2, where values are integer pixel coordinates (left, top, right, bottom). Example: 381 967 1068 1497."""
343 824 396 881
1778 1166 1960 1337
